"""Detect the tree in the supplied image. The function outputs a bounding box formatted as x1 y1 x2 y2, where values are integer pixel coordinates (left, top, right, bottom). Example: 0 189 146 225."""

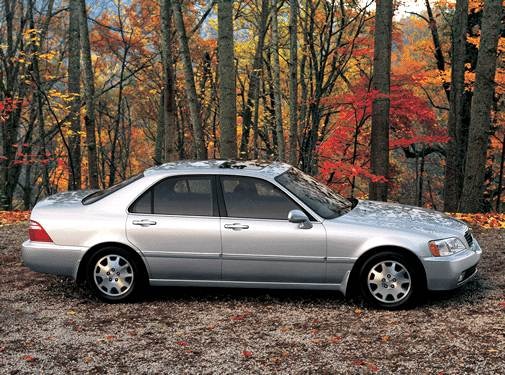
173 0 206 159
271 0 284 160
78 0 99 189
217 0 237 159
159 0 179 162
369 0 393 201
288 0 298 165
443 0 469 211
239 0 269 158
460 0 503 212
67 0 81 190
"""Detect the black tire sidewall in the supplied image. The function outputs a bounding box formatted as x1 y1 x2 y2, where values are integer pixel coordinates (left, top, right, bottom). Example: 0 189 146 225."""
359 251 419 309
86 247 142 303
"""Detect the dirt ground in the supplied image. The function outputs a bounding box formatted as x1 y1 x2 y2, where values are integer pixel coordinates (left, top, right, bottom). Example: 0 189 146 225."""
0 223 504 374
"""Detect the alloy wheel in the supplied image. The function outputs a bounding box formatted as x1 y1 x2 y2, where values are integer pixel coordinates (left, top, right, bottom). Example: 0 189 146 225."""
367 260 411 304
93 254 134 297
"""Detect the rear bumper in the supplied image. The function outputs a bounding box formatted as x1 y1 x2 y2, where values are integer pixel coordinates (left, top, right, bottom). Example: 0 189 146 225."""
21 240 87 279
422 239 482 291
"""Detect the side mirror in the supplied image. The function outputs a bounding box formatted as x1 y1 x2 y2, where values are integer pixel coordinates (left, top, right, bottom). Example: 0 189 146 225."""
288 209 313 229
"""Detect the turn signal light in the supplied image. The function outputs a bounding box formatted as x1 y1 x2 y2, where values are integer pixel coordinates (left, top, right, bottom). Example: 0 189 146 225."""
29 220 53 242
428 241 440 257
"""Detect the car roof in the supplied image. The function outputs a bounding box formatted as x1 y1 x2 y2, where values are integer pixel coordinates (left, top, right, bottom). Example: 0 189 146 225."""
144 160 292 178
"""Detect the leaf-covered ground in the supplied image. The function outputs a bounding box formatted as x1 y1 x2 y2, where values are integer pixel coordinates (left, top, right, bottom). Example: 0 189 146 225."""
0 223 504 374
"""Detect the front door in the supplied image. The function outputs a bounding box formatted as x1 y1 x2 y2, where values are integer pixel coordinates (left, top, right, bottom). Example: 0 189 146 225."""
126 175 221 281
219 176 327 283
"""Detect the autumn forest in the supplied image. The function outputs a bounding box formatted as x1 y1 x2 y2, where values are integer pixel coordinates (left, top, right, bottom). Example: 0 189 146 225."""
0 0 503 213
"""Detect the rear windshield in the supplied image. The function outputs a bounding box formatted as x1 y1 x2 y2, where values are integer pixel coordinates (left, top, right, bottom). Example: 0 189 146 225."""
82 173 144 205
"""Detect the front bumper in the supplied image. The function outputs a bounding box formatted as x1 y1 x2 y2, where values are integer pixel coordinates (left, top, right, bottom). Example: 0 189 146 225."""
21 240 87 279
422 238 482 291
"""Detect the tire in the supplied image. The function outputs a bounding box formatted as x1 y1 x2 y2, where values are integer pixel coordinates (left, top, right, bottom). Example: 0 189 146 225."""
359 251 420 309
86 247 143 302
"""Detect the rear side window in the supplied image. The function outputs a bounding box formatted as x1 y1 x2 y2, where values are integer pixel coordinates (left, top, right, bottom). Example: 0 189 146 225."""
220 176 299 220
129 176 214 216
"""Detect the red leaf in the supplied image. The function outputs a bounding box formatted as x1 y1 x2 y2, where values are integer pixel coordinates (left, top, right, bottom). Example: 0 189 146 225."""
231 314 246 321
176 341 189 347
242 350 253 358
22 355 37 362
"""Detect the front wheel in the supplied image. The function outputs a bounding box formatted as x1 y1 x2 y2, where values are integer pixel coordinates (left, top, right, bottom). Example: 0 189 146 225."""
359 252 420 309
87 247 142 302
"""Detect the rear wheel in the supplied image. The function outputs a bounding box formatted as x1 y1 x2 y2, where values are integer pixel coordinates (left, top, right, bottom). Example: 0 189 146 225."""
359 251 420 309
87 247 142 302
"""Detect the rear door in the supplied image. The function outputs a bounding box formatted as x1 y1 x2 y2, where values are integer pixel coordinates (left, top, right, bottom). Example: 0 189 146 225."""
126 175 222 281
219 175 327 283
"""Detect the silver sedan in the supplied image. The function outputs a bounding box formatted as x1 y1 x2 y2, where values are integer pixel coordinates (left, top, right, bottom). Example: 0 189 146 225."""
22 160 482 309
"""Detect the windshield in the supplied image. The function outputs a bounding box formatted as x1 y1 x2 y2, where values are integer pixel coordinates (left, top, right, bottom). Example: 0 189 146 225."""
275 168 352 219
82 173 144 205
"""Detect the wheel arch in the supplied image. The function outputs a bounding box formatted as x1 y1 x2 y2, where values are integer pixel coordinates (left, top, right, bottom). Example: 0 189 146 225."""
346 245 427 298
76 242 149 284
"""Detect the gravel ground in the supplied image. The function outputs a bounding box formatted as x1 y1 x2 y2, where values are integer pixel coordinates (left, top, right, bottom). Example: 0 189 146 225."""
0 223 504 374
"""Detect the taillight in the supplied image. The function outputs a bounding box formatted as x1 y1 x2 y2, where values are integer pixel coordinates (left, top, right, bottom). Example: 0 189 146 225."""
29 220 53 242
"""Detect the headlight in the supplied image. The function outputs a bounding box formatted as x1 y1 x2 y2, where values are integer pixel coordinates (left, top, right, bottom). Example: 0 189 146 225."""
428 237 466 257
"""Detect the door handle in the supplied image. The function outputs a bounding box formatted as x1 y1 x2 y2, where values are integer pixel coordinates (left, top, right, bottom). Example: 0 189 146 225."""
224 223 249 230
132 219 157 226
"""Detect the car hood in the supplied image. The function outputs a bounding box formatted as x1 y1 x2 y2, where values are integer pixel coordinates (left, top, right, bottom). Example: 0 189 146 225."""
333 200 467 237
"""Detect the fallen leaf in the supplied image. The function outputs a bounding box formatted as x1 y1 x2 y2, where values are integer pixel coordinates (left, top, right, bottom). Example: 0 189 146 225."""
352 359 379 373
22 355 36 362
231 314 246 321
176 340 189 347
242 350 253 358
67 310 76 315
354 308 363 315
381 335 390 342
328 335 342 344
105 335 114 341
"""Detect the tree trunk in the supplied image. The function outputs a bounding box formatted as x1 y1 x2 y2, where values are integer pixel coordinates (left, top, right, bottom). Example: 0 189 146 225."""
443 0 469 211
67 0 81 190
425 0 450 101
78 0 99 189
217 0 237 159
459 0 502 212
271 0 284 160
173 0 206 159
160 0 179 162
288 0 298 165
154 92 165 164
496 133 505 212
239 0 269 158
369 0 393 201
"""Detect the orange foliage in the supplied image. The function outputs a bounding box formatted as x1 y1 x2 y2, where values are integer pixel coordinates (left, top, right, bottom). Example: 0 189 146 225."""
449 213 505 229
0 211 30 226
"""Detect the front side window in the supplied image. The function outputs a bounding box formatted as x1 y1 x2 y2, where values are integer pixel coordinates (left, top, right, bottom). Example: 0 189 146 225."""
129 176 213 216
275 168 352 219
220 176 299 220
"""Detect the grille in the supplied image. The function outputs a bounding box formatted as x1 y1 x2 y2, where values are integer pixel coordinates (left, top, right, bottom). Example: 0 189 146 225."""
464 230 473 247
